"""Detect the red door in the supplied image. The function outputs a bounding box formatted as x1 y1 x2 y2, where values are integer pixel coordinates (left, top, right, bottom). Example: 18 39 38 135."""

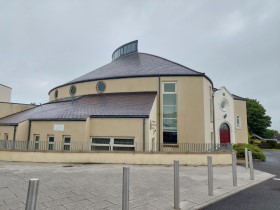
220 123 230 143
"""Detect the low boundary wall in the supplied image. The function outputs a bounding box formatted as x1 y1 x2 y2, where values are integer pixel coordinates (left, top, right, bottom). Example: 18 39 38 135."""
0 151 232 165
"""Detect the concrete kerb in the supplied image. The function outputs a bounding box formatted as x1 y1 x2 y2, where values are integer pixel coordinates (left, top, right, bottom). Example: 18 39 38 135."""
190 171 276 210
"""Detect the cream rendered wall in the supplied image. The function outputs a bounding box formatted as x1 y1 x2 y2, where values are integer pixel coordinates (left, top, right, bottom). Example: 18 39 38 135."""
0 126 14 140
203 78 214 143
16 120 30 141
0 84 11 103
214 87 236 144
90 118 145 150
30 121 86 143
49 77 158 101
234 100 248 144
160 76 208 144
0 103 36 118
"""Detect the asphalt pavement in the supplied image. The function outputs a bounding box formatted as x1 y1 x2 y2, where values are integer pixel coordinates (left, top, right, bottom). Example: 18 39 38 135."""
202 150 280 210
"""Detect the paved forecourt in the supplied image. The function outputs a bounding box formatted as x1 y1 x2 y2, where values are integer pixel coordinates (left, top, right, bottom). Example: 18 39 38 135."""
0 162 274 210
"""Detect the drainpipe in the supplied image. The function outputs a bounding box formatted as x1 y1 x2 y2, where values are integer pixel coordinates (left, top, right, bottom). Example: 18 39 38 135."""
212 92 216 146
13 125 17 149
158 76 161 151
143 117 145 151
27 120 32 150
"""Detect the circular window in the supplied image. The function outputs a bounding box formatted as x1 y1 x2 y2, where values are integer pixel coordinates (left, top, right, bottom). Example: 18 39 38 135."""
96 81 106 93
69 85 77 96
54 90 58 99
220 99 228 111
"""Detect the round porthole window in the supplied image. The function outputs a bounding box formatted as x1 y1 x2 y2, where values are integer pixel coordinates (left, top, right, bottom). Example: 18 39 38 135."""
69 85 77 96
96 81 106 93
220 99 228 111
54 90 58 99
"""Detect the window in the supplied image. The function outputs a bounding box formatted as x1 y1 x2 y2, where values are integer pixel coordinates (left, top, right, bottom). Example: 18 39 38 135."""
91 138 110 151
163 82 177 144
69 85 77 96
63 136 71 150
96 81 106 93
48 135 55 150
34 135 40 150
112 40 138 61
54 90 58 99
209 87 213 122
4 133 8 141
236 116 241 129
91 137 135 151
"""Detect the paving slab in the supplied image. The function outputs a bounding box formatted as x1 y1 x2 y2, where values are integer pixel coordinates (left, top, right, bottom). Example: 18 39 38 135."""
0 161 274 210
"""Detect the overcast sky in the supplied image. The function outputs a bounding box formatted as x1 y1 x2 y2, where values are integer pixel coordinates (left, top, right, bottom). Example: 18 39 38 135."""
0 0 279 131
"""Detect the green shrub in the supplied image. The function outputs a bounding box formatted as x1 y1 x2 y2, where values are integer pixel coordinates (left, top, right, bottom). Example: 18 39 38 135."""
266 140 277 148
233 144 266 161
276 143 280 149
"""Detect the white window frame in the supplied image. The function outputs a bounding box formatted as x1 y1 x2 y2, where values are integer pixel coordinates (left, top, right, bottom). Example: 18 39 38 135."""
34 135 40 150
91 137 135 151
4 133 8 141
48 135 55 150
162 82 178 144
236 116 241 129
63 136 71 151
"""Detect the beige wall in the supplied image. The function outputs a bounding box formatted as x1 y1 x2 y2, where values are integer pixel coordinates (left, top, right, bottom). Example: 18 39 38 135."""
90 118 146 151
0 85 11 103
30 121 86 143
49 77 158 101
160 76 212 144
148 95 158 151
234 100 248 143
0 151 232 165
0 103 36 118
16 120 30 141
0 126 14 140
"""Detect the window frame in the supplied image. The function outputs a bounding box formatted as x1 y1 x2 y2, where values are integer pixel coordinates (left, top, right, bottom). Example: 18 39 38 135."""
236 116 241 129
162 82 178 144
47 135 55 150
34 134 40 150
63 136 71 151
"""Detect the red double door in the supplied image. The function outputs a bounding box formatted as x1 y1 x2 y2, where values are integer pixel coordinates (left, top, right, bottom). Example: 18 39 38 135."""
220 123 231 144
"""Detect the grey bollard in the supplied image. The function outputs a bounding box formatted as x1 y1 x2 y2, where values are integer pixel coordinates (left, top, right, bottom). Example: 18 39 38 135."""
207 156 213 196
232 152 237 186
25 178 39 210
245 148 248 169
174 160 180 210
248 151 254 180
122 167 129 210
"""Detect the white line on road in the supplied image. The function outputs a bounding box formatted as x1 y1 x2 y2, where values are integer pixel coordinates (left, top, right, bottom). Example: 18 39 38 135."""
273 178 280 181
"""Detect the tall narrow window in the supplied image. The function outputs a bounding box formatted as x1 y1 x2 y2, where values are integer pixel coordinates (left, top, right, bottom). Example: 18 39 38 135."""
48 135 55 150
4 133 8 141
34 135 40 150
63 136 71 150
209 87 213 122
162 82 177 144
236 116 241 129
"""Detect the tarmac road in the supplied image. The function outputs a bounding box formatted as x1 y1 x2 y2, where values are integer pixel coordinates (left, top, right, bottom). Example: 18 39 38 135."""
202 150 280 210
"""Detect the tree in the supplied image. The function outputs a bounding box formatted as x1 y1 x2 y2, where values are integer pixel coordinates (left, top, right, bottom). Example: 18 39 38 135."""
263 129 278 139
246 99 271 137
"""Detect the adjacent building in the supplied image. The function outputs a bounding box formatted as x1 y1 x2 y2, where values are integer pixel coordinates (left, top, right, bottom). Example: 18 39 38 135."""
0 41 248 151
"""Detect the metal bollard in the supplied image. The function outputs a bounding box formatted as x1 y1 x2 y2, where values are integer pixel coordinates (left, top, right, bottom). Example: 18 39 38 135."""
207 156 213 196
232 152 237 186
245 148 248 169
174 160 180 210
25 178 39 210
248 151 254 180
122 167 129 210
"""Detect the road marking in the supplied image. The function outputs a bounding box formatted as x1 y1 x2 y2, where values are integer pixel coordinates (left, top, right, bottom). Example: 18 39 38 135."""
273 178 280 181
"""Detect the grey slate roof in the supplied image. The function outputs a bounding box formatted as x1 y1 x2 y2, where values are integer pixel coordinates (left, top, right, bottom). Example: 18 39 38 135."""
49 53 207 93
0 92 156 125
